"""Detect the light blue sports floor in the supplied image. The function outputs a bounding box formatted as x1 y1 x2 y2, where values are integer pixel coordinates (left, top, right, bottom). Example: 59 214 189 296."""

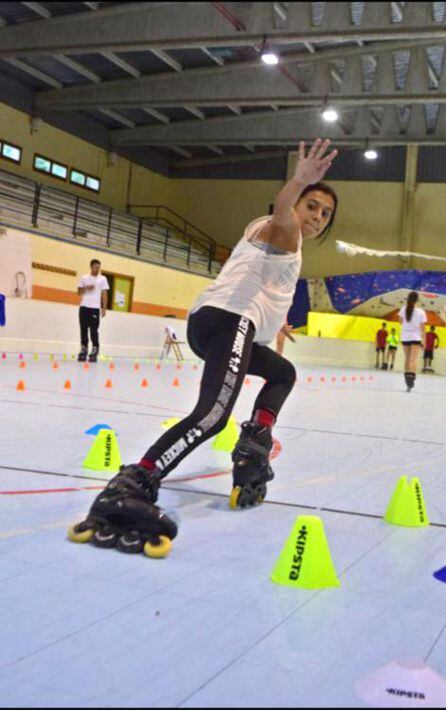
1 354 446 708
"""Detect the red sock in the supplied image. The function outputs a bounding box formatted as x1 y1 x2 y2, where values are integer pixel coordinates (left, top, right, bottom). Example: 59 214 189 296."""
139 458 157 473
253 409 275 428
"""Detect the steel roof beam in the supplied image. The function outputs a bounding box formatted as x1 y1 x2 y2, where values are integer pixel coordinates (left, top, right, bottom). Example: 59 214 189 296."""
1 3 445 57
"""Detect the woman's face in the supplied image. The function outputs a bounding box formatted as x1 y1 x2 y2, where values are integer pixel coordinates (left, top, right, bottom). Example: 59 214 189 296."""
294 190 335 240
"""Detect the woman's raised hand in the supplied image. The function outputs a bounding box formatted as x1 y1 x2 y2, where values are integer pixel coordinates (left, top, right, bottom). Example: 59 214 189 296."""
294 139 338 184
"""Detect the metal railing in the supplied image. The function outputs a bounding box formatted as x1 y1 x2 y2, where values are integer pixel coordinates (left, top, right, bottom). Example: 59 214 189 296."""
0 168 223 276
128 203 231 270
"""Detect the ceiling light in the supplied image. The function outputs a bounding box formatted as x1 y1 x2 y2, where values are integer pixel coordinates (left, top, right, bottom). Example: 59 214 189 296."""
364 149 378 160
261 52 279 65
322 108 338 122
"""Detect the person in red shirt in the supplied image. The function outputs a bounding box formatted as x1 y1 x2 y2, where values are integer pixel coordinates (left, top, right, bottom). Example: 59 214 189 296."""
375 322 388 369
422 325 440 373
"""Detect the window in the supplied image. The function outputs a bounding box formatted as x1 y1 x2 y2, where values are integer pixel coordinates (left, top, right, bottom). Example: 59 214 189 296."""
1 140 22 164
34 154 68 181
86 176 100 192
34 155 51 173
51 163 68 180
70 169 86 186
70 168 101 193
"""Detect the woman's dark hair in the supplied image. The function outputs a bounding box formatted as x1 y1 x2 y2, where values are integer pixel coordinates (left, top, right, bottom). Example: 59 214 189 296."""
405 291 418 321
297 182 338 243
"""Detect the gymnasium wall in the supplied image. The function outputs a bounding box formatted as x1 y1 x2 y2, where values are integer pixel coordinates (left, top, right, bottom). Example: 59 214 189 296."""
4 226 212 318
0 103 171 211
2 101 446 286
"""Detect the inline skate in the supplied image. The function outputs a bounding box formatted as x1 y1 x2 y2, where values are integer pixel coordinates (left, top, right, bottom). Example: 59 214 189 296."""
77 346 88 362
88 346 99 363
229 421 275 510
68 464 177 558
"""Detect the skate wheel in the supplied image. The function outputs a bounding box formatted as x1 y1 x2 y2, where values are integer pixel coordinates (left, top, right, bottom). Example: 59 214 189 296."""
67 523 94 543
92 525 118 549
116 530 144 554
229 486 242 510
143 535 172 559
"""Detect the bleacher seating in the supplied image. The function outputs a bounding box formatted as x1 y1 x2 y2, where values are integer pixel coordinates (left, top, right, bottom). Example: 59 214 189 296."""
0 168 221 276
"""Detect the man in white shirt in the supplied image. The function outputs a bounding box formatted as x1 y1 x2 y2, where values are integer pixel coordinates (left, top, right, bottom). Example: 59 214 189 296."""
77 259 109 362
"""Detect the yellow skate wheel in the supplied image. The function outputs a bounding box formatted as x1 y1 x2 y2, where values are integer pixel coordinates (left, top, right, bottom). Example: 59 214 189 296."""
229 486 242 510
143 535 172 559
67 524 94 543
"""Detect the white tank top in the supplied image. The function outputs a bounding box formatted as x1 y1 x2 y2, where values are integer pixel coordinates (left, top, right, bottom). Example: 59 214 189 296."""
190 216 302 345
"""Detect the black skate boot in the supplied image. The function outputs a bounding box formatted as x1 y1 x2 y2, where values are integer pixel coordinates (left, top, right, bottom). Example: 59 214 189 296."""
229 421 274 510
68 464 177 558
404 372 415 392
77 346 88 362
88 346 99 363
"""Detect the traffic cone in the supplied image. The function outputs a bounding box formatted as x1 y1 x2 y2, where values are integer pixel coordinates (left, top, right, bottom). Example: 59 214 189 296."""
52 362 59 370
33 353 38 361
18 353 23 360
162 417 181 430
172 378 180 387
384 476 429 527
16 380 26 391
271 515 340 589
83 362 89 371
176 364 182 370
192 364 198 370
19 361 26 369
1 353 6 359
82 429 122 473
63 379 72 390
212 416 239 452
49 354 54 360
156 363 161 370
141 378 149 387
244 377 251 385
105 379 113 389
133 363 140 371
63 354 67 361
109 363 115 370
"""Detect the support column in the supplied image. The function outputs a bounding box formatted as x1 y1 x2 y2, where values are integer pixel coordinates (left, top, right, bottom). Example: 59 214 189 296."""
400 144 418 269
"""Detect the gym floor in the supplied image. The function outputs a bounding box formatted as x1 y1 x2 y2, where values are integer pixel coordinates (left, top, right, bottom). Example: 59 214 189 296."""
1 355 445 708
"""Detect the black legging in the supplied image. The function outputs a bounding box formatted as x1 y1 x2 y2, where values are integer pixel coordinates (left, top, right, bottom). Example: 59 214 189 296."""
79 306 100 349
142 306 296 477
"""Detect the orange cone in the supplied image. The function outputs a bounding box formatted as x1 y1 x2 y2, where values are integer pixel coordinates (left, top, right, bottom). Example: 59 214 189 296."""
244 377 251 385
16 380 25 391
320 376 326 383
19 361 26 369
133 363 140 371
172 378 180 387
105 379 113 389
63 379 72 390
331 376 337 382
83 362 90 370
156 363 161 370
141 378 149 387
176 364 182 370
52 362 59 370
351 375 357 382
307 376 313 383
192 364 198 370
109 363 115 370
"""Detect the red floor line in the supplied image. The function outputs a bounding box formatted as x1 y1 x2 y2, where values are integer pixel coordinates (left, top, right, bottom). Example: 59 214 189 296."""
0 439 282 495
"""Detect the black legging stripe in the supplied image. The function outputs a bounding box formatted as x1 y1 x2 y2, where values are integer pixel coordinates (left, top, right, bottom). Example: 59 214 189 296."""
143 306 296 477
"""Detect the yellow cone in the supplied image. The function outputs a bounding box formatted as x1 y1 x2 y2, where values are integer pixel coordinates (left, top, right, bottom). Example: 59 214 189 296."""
384 476 429 527
212 416 239 452
33 353 39 361
162 417 181 430
82 429 122 473
271 515 340 589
